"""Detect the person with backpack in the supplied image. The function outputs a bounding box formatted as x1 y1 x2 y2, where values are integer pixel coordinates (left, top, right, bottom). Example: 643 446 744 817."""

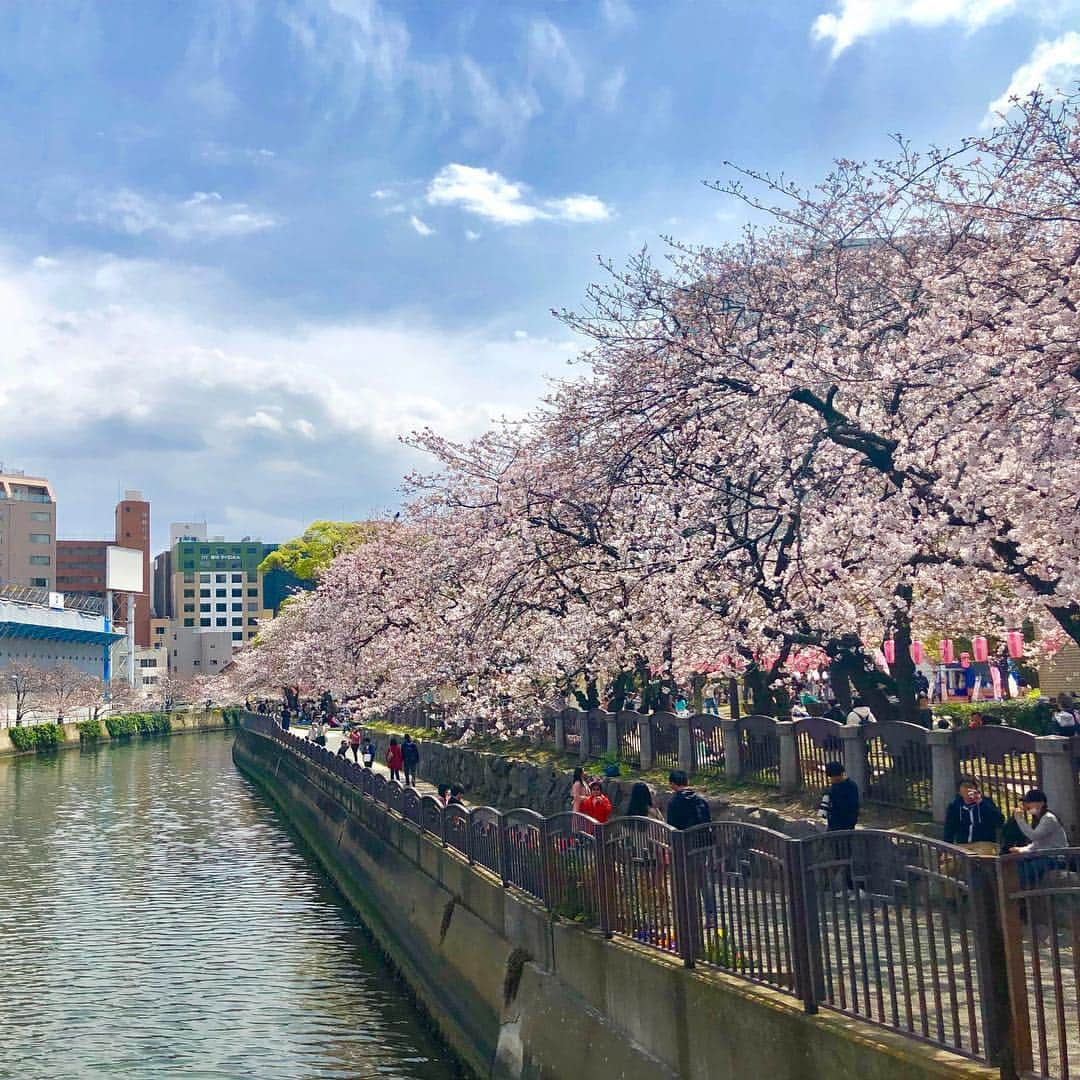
819 761 860 831
402 734 420 786
666 770 714 925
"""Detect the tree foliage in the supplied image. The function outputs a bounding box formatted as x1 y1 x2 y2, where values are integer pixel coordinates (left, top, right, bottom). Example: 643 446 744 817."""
258 520 374 582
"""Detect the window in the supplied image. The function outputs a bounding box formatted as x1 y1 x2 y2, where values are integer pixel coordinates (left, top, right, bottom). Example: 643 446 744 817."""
200 573 210 582
139 658 156 669
200 588 210 598
247 588 258 597
183 560 194 571
247 570 257 582
215 617 227 627
248 617 259 626
30 577 48 587
183 603 195 613
29 555 50 565
183 572 194 584
215 603 226 612
30 511 50 522
232 631 243 641
231 588 242 597
184 588 194 598
29 533 51 543
215 588 226 598
247 601 259 611
154 626 165 635
231 602 242 611
200 603 210 612
232 573 243 583
200 618 211 627
193 659 200 667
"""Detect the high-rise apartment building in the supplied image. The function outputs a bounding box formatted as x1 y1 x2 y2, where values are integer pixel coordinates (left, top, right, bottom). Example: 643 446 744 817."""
115 490 150 647
56 540 110 595
0 470 56 589
169 536 272 647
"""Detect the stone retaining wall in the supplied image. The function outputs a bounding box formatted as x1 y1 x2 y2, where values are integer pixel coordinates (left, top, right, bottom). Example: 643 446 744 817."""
239 722 994 1080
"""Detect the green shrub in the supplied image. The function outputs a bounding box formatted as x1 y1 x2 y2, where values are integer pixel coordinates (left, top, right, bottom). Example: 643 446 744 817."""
77 719 103 742
105 714 138 738
934 698 1051 734
221 707 242 727
135 713 172 736
9 723 63 752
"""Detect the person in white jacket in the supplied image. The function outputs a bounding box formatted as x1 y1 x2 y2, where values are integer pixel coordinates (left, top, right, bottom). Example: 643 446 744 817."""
1008 788 1069 888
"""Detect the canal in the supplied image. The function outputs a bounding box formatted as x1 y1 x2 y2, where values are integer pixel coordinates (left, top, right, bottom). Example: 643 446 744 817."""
0 731 462 1079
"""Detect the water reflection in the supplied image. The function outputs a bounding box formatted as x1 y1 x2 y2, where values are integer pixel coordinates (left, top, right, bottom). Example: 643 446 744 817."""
0 732 461 1079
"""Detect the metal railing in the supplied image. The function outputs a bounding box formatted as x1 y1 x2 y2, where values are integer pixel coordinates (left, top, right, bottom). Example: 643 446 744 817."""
0 582 106 615
955 726 1041 814
245 712 1080 1076
864 720 934 812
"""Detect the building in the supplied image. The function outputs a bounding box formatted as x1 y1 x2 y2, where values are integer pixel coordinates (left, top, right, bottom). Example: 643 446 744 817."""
55 490 151 647
56 539 110 596
115 491 151 647
150 616 169 653
0 584 122 680
0 470 56 590
166 626 232 678
168 535 272 647
152 523 206 619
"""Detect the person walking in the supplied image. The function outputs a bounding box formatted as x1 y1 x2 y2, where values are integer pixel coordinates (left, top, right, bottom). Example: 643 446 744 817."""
360 736 376 768
402 734 420 787
666 770 714 925
348 726 362 762
570 767 589 813
385 737 404 781
943 776 1004 848
280 706 291 731
845 696 874 726
819 761 860 831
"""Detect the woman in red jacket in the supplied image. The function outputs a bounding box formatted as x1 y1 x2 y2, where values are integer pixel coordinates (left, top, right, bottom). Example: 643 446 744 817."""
386 737 404 781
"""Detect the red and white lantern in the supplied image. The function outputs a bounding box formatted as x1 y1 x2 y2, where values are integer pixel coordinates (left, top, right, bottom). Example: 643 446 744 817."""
883 639 896 664
1006 630 1024 659
910 641 925 665
941 639 955 665
972 636 989 662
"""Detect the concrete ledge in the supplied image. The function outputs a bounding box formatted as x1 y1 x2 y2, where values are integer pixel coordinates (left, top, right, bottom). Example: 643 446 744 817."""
235 726 998 1080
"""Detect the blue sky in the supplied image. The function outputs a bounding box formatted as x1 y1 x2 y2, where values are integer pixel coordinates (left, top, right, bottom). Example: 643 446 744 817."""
2 0 1078 553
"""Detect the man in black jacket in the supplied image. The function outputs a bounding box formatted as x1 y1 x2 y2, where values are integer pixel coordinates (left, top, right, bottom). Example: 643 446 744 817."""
943 776 1004 846
666 770 711 830
820 761 859 831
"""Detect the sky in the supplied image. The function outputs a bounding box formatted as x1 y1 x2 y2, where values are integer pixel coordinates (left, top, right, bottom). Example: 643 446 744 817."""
1 0 1078 554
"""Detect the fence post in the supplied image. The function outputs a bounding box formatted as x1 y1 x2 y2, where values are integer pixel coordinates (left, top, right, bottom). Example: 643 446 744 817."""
837 726 868 798
994 857 1033 1076
928 728 958 824
638 714 654 771
607 714 619 758
787 839 818 1014
728 677 741 719
677 715 693 774
497 815 510 888
670 830 694 968
777 720 800 794
1034 735 1078 843
555 709 566 753
596 822 614 938
720 718 742 780
579 711 591 761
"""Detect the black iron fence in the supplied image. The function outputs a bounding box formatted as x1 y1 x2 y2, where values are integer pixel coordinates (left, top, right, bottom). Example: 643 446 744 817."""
246 713 1079 1077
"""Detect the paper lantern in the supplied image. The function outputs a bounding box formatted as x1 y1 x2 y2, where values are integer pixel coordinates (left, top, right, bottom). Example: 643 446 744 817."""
972 636 989 662
883 639 896 664
941 638 955 664
1006 630 1024 659
910 641 925 665
960 652 971 669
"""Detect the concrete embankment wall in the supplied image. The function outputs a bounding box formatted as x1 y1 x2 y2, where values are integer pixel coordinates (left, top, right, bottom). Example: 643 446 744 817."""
369 732 821 837
0 709 233 757
235 725 992 1080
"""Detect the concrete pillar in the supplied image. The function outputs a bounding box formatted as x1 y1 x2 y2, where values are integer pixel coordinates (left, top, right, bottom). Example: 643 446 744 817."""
928 728 959 824
720 718 741 781
638 714 654 771
777 720 800 794
607 715 619 758
837 726 869 806
1035 736 1079 843
554 710 566 753
677 716 693 774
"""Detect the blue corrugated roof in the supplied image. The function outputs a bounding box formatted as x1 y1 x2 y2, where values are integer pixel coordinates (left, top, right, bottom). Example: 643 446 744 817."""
0 622 124 646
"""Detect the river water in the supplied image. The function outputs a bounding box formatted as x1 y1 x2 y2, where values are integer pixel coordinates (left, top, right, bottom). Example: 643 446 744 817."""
0 732 462 1079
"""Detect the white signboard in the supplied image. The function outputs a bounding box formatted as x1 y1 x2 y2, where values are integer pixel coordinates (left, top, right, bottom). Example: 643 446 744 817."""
106 545 144 593
48 591 65 610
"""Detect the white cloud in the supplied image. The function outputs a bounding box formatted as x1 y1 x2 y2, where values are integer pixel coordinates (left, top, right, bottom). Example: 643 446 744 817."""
527 19 585 100
371 188 393 199
598 68 626 112
78 188 279 241
0 249 579 542
601 0 636 30
426 164 612 226
984 31 1080 125
409 214 435 236
812 0 1021 56
465 229 481 242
